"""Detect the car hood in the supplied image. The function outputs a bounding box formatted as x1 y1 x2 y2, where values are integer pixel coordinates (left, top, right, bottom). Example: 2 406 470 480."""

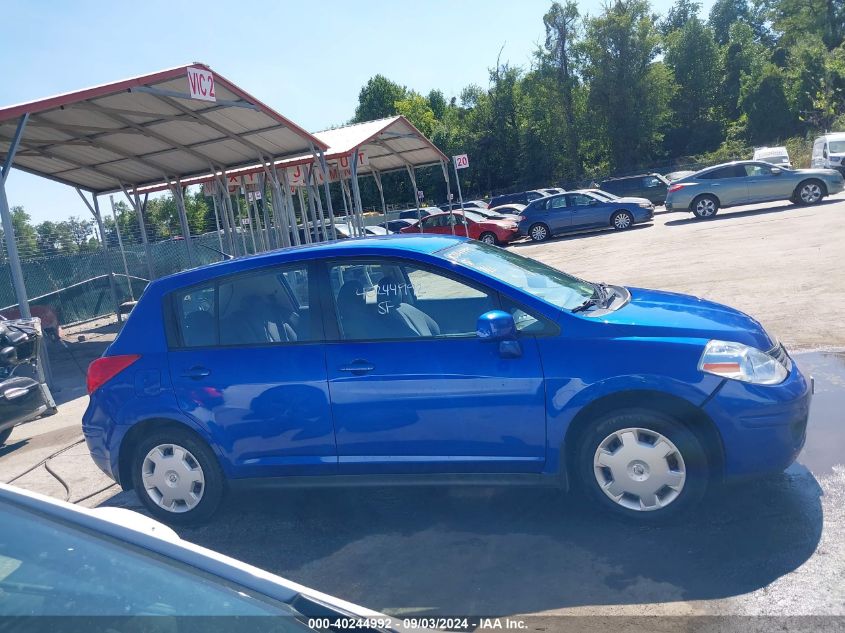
597 287 774 349
795 167 842 178
615 196 652 205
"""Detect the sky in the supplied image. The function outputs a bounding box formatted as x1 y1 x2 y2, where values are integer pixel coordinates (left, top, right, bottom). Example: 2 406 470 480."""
1 0 711 223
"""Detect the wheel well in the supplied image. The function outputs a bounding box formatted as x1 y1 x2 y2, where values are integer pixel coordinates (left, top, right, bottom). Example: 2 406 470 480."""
690 193 720 210
563 390 725 483
796 178 827 196
117 418 216 491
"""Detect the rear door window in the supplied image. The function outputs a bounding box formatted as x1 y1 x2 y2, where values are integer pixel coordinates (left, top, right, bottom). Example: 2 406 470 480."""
174 283 216 348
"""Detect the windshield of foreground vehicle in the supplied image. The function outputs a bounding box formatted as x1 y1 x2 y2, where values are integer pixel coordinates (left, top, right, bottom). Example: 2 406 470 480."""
439 241 595 311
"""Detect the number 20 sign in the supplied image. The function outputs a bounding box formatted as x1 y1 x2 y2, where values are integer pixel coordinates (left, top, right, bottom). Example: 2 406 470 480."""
454 154 469 170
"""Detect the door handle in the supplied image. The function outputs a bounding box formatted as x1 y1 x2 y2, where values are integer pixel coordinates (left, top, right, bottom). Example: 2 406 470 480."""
181 366 211 379
338 360 375 375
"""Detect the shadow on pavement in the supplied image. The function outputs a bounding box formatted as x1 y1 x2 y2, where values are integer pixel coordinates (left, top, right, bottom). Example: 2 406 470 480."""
664 199 836 227
161 466 822 616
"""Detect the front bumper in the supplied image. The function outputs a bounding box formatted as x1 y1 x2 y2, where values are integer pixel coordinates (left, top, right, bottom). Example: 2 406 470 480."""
703 361 812 477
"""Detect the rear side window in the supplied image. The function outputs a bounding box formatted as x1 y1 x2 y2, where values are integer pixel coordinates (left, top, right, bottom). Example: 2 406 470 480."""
700 165 745 179
643 176 663 188
170 264 315 348
175 283 216 348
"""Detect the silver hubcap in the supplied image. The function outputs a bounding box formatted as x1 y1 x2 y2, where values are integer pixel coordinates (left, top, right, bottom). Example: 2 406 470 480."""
531 225 547 241
800 183 821 203
593 427 686 512
142 444 205 513
481 234 496 244
696 199 715 216
614 213 631 229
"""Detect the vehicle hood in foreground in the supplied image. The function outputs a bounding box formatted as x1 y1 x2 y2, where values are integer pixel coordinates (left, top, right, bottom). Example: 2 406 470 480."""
596 287 774 350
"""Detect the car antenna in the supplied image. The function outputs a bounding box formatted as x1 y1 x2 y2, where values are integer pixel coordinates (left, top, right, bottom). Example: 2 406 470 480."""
197 243 234 260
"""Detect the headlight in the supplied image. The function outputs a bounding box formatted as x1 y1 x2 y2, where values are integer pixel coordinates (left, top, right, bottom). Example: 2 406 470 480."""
638 202 652 208
698 340 788 385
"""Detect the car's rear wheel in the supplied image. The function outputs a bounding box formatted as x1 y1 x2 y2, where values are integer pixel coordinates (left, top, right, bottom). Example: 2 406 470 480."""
576 409 708 522
131 427 225 525
795 179 825 205
529 223 550 242
611 210 634 230
0 427 13 446
479 231 498 245
692 195 719 219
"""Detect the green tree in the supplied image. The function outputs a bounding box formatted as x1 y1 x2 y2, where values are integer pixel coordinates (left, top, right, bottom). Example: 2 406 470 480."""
3 206 39 258
721 22 766 120
352 75 407 122
394 92 438 137
765 0 845 49
708 0 769 45
741 63 795 142
660 0 702 35
664 17 724 154
541 0 582 180
581 0 674 171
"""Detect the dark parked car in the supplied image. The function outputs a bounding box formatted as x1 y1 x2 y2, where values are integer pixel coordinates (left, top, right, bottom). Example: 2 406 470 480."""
0 317 55 446
600 173 669 205
398 207 439 220
85 235 809 524
0 483 390 625
439 200 489 212
517 191 654 241
489 190 548 207
380 219 418 233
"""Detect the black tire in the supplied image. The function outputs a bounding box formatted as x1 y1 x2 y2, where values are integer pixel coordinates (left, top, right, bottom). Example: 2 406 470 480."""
131 426 225 526
479 231 498 245
794 179 826 206
528 223 550 242
611 210 634 230
0 427 13 446
691 194 719 219
575 409 708 523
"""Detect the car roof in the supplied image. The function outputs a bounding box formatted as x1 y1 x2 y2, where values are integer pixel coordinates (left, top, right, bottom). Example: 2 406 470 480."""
149 235 467 290
601 173 658 181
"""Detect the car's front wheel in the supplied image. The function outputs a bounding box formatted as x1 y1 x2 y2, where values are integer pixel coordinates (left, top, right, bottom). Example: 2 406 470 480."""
131 427 225 525
0 427 13 446
576 409 708 522
479 231 498 245
795 179 825 205
611 210 634 230
692 195 719 219
528 223 550 242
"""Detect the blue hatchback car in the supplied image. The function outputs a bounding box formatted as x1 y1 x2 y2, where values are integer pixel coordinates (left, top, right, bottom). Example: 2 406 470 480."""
517 191 654 242
83 236 810 524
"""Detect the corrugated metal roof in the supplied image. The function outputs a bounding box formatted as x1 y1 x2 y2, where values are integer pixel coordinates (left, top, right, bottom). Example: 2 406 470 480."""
0 64 327 194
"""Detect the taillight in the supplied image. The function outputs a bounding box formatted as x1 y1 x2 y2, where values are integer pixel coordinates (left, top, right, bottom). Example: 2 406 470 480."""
87 354 141 394
668 184 688 193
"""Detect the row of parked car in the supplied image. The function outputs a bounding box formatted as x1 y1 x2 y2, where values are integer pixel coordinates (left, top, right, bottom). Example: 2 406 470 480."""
374 157 844 245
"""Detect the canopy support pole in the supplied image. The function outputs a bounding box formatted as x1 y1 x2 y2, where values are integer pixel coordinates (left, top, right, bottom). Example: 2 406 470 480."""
452 158 469 233
258 175 273 250
307 164 328 242
214 174 237 256
405 165 422 233
209 187 225 253
441 161 455 235
296 187 312 244
76 188 122 322
371 169 387 228
172 180 197 266
281 170 301 246
0 114 31 319
120 184 155 279
349 150 366 236
108 194 134 302
263 165 291 248
315 150 338 241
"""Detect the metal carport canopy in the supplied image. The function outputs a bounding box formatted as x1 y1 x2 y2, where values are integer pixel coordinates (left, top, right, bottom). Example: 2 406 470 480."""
0 63 327 193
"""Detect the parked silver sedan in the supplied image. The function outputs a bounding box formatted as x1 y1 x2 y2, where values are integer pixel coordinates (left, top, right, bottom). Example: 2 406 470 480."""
665 160 845 219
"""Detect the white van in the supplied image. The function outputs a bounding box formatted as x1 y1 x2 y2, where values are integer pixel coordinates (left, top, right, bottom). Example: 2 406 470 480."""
811 133 845 174
753 146 792 168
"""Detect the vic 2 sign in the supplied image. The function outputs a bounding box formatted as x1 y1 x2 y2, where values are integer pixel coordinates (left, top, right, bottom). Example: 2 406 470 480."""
454 154 469 170
187 67 216 102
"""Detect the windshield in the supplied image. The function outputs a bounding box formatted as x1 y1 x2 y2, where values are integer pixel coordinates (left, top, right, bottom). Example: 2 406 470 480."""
439 241 595 310
462 210 487 222
829 140 845 154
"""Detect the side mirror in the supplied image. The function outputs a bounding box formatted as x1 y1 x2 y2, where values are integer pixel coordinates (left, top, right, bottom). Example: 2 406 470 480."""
476 310 516 341
771 167 782 176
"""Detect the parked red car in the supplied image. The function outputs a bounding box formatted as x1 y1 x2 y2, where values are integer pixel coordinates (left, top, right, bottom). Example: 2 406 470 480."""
400 210 518 245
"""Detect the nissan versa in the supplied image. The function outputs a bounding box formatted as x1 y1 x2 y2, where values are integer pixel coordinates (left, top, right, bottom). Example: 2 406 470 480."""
83 236 811 524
